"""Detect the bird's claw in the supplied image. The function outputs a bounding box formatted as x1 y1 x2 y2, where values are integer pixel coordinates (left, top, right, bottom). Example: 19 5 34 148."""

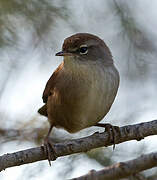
95 123 120 149
43 137 58 166
104 123 120 150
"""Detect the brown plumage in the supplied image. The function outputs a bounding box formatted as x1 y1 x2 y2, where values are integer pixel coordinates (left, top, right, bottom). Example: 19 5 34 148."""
38 33 120 163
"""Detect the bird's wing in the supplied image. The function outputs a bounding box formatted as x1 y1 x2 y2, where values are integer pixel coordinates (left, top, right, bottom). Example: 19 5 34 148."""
42 63 63 103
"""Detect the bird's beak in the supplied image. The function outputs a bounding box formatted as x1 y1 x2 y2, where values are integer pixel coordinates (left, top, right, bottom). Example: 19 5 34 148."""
55 51 73 56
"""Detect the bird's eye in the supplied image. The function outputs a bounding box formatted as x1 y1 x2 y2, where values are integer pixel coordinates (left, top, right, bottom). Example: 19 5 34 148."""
79 45 88 54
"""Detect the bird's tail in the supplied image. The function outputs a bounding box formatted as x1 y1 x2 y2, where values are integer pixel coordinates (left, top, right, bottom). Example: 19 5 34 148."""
38 104 48 117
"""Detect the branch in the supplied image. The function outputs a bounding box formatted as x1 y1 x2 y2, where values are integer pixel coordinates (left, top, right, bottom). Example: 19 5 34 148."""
0 120 157 172
122 173 148 180
71 152 157 180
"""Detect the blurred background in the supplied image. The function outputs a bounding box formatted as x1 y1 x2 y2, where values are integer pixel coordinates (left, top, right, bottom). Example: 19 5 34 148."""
0 0 157 179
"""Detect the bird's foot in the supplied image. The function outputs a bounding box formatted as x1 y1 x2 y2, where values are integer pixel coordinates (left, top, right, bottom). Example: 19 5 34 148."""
104 123 120 149
95 123 120 149
43 137 58 166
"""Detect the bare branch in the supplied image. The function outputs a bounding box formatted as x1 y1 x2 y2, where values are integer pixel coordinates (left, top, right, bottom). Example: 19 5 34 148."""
71 152 157 180
122 173 148 180
0 120 157 172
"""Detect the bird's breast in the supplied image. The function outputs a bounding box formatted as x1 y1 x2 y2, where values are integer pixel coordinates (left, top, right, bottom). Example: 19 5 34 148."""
47 62 119 133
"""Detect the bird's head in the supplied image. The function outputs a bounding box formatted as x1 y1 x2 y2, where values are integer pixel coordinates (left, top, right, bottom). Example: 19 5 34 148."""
56 33 113 66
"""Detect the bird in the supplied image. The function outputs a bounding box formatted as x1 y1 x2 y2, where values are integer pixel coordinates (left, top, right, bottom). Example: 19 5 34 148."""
38 33 120 164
